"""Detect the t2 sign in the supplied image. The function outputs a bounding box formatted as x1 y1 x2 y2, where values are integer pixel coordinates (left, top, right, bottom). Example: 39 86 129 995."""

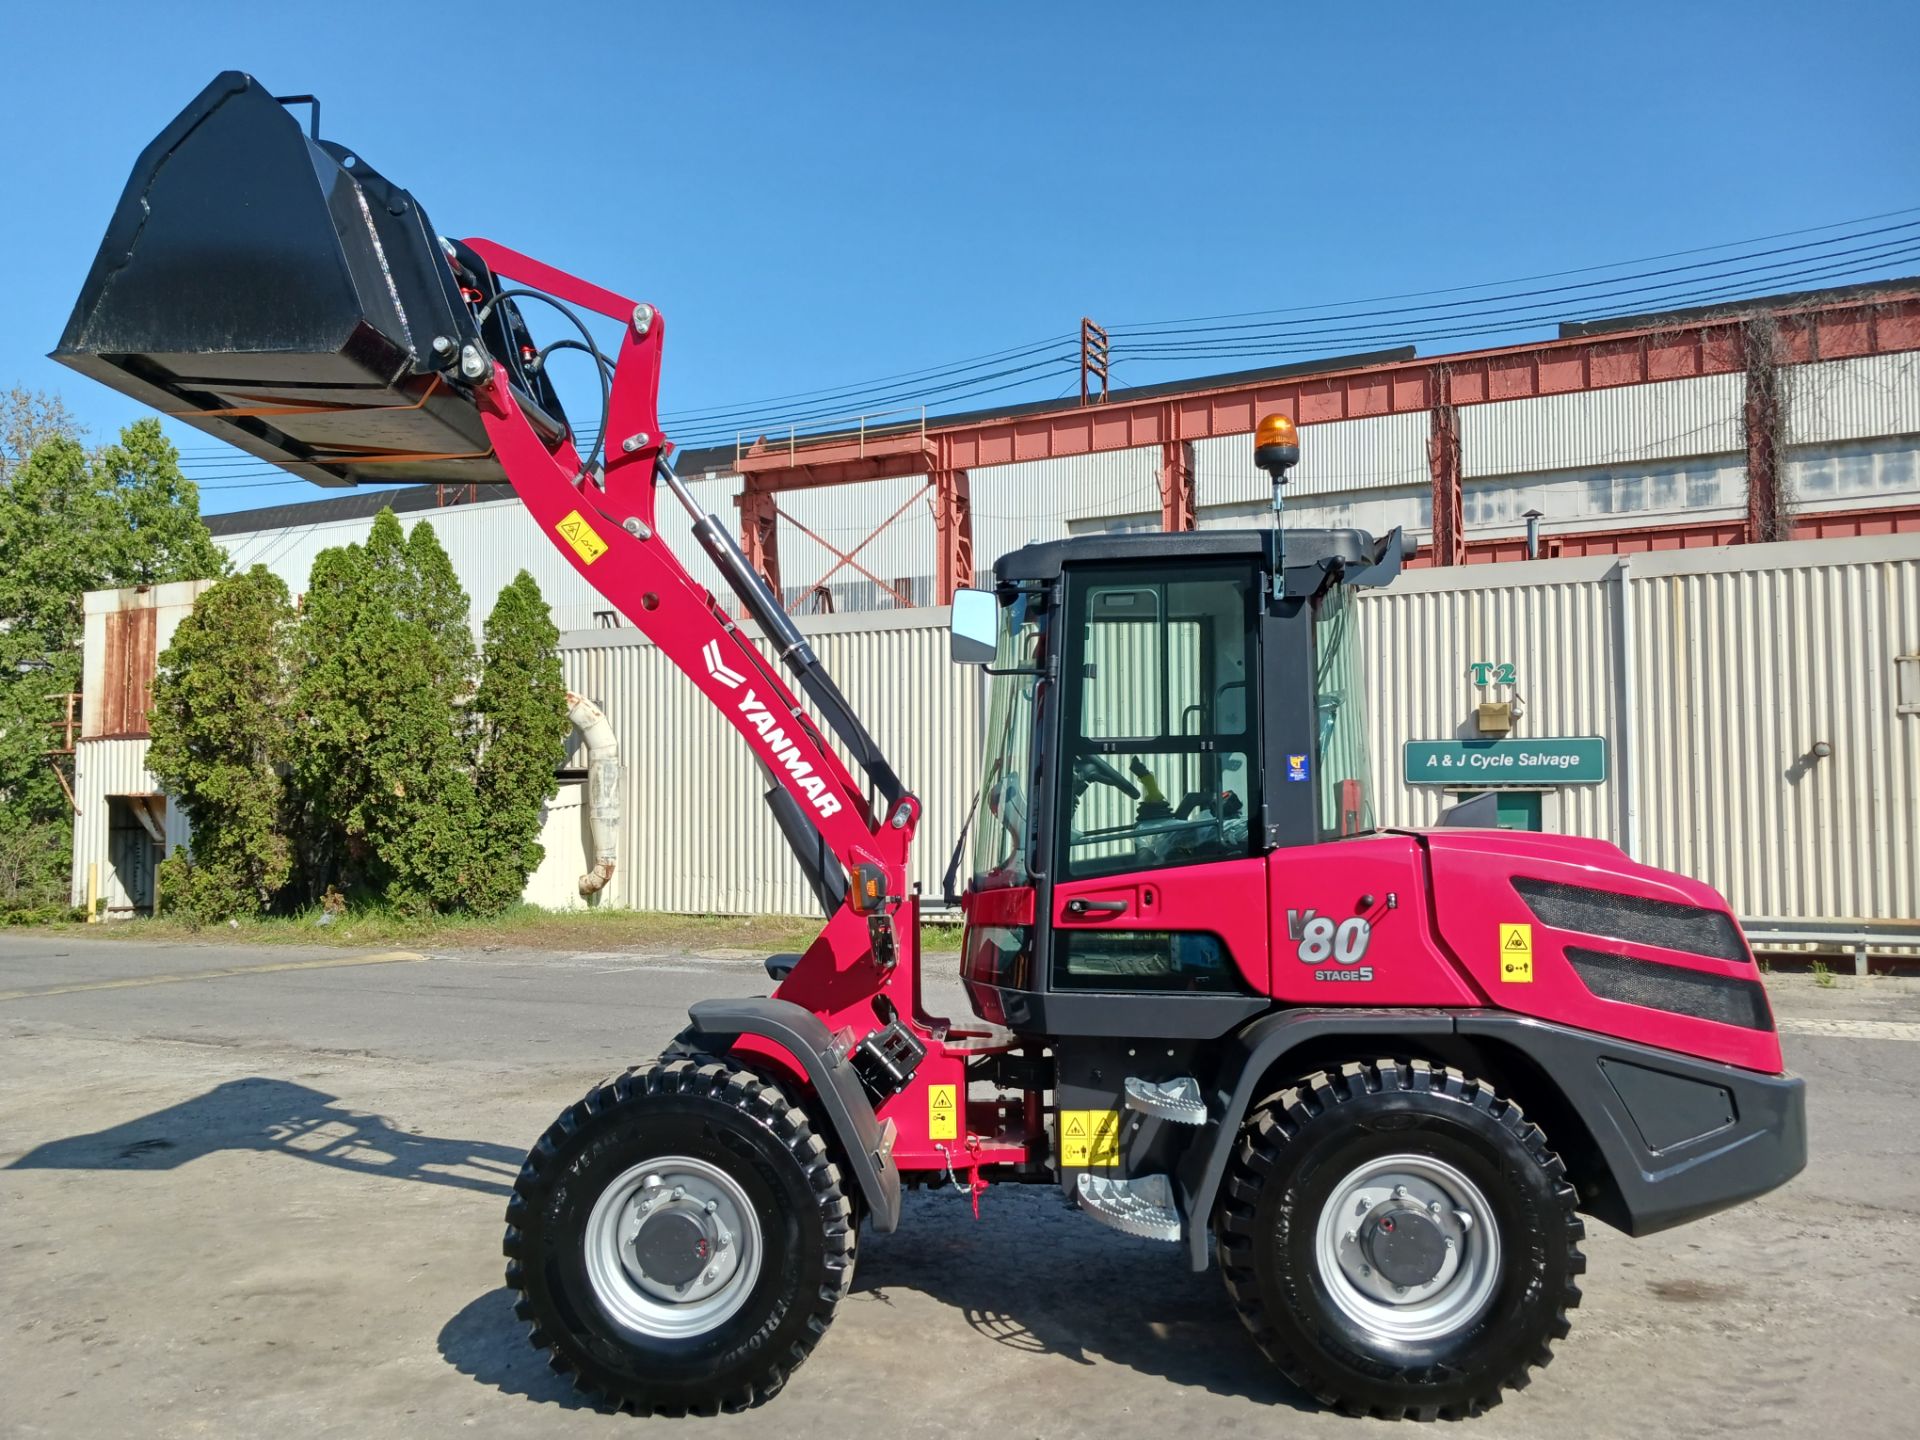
1470 662 1516 688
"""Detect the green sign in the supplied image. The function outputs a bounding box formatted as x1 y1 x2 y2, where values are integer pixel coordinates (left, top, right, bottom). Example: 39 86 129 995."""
1469 662 1516 688
1404 737 1607 786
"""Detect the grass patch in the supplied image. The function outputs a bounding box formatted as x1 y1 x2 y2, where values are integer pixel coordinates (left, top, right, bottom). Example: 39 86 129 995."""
47 904 970 955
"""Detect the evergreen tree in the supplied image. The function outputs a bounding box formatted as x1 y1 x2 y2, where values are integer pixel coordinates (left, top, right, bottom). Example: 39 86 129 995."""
147 567 297 919
292 509 483 913
469 572 568 913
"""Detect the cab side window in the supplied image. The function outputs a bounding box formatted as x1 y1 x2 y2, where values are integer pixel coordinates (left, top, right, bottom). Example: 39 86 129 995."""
1060 563 1259 879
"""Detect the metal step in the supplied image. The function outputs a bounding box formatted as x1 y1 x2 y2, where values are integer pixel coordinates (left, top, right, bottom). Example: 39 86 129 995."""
1076 1173 1183 1242
1123 1075 1207 1124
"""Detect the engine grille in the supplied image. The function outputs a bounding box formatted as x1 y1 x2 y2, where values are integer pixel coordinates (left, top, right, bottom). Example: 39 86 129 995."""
1566 947 1774 1031
1512 877 1748 962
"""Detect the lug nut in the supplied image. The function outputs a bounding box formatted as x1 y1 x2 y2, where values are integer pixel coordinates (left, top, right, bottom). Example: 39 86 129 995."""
1355 1198 1370 1216
704 1200 718 1214
703 1268 717 1283
1344 1231 1356 1245
1359 1264 1371 1277
1392 1185 1408 1200
672 1187 685 1201
1394 1285 1406 1295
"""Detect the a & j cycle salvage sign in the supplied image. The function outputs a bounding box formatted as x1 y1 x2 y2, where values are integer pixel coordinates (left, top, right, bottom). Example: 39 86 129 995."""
1403 737 1608 786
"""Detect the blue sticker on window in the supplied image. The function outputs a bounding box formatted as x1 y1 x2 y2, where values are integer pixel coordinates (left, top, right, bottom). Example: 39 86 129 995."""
1286 754 1310 782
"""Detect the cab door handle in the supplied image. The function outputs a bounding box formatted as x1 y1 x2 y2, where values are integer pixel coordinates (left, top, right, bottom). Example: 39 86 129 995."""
1066 897 1129 917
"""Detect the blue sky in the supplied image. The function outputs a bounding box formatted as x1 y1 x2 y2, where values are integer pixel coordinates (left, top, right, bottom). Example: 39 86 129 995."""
2 1 1915 514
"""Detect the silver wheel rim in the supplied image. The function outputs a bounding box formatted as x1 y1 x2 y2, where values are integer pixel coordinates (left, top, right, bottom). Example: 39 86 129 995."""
1312 1152 1502 1344
582 1156 763 1340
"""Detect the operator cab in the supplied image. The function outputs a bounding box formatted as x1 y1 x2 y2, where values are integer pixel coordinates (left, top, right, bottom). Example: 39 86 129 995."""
952 515 1400 1038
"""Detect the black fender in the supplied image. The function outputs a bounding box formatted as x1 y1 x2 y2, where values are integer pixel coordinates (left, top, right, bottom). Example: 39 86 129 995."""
685 997 903 1234
1174 1008 1807 1272
1175 1009 1454 1271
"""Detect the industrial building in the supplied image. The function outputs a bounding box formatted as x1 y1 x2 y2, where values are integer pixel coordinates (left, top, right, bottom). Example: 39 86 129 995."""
70 282 1920 954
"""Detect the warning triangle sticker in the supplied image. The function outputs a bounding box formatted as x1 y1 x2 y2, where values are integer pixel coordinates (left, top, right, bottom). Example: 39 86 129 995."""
1064 1116 1087 1136
1503 929 1530 951
931 1090 954 1110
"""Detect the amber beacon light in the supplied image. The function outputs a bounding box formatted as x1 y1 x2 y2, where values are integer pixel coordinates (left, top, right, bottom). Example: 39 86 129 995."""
1253 413 1300 482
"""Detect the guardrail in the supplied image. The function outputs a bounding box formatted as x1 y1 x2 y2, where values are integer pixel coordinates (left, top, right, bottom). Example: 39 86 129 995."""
1742 918 1920 976
736 406 928 467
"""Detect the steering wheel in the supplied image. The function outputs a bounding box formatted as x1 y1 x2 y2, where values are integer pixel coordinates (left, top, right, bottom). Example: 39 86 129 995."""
1074 755 1140 800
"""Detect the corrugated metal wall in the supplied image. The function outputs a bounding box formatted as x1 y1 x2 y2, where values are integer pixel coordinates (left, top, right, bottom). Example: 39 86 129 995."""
1629 537 1920 923
1462 373 1745 478
561 607 986 914
69 737 190 911
1360 556 1624 839
1195 412 1429 507
1789 351 1920 445
1359 535 1920 924
79 536 1919 925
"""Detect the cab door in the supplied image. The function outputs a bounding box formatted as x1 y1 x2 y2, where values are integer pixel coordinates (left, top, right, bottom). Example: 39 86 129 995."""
1045 560 1273 1005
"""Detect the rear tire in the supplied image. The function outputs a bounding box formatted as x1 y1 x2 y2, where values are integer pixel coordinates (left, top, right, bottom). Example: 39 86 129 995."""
505 1056 855 1415
1212 1059 1584 1420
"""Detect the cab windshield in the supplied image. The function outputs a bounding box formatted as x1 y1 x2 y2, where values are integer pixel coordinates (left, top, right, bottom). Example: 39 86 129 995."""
969 589 1046 889
1314 583 1375 836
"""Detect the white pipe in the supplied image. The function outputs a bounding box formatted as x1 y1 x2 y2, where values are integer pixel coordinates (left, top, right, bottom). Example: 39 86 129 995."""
566 692 622 897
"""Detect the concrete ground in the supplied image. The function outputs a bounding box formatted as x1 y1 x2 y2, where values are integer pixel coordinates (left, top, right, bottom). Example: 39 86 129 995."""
1 934 1916 1439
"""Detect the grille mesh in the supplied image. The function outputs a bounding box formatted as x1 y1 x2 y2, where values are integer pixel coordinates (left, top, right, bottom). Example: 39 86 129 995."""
1512 877 1747 961
1566 947 1774 1031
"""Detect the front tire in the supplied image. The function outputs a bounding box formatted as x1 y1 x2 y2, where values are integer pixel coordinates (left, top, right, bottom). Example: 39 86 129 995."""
1213 1059 1584 1420
505 1056 855 1415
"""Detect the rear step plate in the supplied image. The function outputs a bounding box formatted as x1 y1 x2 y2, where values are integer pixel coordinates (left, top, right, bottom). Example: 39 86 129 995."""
1076 1173 1182 1242
1123 1076 1207 1124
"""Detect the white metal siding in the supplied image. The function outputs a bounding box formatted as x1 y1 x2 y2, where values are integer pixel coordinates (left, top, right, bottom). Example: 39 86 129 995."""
69 737 187 910
562 608 986 915
1628 538 1920 924
1462 373 1744 479
522 781 591 911
1789 352 1920 446
1358 558 1623 839
1194 412 1429 507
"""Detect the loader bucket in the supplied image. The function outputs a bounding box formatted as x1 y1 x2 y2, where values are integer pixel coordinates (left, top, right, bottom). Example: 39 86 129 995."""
53 71 569 487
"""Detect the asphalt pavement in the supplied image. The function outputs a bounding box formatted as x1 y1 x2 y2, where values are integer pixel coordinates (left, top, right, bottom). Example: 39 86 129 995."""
1 932 1917 1439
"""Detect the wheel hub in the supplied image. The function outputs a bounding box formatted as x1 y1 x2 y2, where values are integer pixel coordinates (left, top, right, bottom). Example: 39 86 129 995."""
632 1210 710 1287
1362 1206 1449 1288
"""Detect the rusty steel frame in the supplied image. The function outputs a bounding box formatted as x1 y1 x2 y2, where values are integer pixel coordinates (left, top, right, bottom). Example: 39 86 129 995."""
732 288 1920 586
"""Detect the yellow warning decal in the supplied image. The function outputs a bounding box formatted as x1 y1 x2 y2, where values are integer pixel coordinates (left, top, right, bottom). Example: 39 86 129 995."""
555 510 608 565
928 1083 958 1141
1499 922 1534 982
1060 1109 1121 1167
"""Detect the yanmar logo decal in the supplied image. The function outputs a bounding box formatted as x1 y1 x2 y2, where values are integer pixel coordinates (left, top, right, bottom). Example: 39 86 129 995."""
736 689 842 818
702 640 746 689
702 640 841 818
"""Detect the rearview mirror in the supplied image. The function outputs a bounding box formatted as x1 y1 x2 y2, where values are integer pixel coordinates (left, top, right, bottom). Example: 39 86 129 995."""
949 588 999 665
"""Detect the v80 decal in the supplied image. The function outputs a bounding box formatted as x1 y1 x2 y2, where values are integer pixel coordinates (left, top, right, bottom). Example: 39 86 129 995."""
1288 909 1374 981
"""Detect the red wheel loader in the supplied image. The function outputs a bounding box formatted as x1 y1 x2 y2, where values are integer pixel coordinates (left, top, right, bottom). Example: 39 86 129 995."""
56 73 1807 1421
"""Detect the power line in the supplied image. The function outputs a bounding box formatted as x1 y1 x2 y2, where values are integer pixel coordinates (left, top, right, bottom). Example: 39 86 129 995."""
1106 203 1920 329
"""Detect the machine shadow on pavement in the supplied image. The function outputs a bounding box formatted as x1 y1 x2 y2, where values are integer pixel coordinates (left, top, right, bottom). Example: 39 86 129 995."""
437 1186 1315 1413
6 1076 523 1197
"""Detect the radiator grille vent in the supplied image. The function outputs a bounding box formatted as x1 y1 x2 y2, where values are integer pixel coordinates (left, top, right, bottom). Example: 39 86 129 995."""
1566 947 1774 1031
1512 877 1747 961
